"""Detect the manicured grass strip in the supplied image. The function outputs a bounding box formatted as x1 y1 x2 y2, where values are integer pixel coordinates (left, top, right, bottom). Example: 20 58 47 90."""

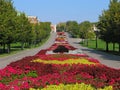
81 39 119 51
80 39 120 55
0 35 50 57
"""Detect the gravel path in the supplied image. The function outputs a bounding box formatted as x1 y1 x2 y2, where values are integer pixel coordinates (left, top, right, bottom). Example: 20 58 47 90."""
66 33 120 69
0 32 56 69
0 32 120 69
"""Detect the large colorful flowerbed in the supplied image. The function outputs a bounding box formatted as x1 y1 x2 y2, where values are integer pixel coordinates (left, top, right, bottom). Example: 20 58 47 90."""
0 32 120 90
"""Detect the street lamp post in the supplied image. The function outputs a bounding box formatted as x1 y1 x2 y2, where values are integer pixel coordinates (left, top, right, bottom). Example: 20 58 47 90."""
93 25 99 49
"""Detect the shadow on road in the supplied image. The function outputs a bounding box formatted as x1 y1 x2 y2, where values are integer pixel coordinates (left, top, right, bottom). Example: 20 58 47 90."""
66 32 120 62
81 48 120 61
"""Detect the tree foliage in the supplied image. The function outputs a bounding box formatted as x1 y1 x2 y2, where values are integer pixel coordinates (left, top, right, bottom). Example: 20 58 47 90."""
66 21 79 38
0 0 17 53
79 21 95 46
0 0 51 53
97 0 120 52
79 21 94 39
56 23 66 32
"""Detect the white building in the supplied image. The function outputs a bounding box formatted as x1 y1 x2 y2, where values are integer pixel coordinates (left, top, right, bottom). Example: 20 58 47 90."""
50 24 56 32
28 16 39 24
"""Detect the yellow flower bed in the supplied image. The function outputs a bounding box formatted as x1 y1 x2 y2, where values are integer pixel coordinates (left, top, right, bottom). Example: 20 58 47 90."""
30 83 112 90
31 58 96 65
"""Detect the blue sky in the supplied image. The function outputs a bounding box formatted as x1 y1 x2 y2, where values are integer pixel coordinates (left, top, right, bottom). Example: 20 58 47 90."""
12 0 110 24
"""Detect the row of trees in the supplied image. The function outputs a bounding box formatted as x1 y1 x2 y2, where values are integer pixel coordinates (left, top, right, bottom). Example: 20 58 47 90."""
0 0 51 53
97 0 120 52
57 21 95 46
57 0 120 52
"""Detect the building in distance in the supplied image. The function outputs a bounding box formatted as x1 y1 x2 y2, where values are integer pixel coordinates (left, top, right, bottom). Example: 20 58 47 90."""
50 24 56 32
28 16 39 24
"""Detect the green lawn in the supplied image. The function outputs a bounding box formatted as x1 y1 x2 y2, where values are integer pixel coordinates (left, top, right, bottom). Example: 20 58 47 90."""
0 36 50 57
80 39 120 55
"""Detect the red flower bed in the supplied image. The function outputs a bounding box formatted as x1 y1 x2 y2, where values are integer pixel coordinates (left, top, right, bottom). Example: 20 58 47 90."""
36 49 48 55
47 43 77 51
55 37 66 42
35 54 93 62
0 56 119 89
57 32 65 35
0 32 120 89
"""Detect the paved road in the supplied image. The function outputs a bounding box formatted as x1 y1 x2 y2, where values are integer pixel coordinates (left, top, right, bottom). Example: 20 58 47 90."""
0 32 56 69
66 33 120 69
0 32 120 69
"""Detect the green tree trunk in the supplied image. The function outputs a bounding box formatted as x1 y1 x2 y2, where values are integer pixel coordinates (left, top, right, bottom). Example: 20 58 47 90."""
86 39 88 46
21 42 24 50
83 39 85 45
3 43 6 53
7 44 10 53
106 42 109 52
85 39 87 46
119 43 120 52
113 43 115 51
82 38 84 44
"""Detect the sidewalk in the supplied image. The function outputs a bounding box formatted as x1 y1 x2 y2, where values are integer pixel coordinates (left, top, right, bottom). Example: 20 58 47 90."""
66 33 120 69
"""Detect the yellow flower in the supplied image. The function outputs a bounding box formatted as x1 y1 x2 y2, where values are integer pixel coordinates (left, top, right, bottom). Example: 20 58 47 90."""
31 58 96 65
29 83 113 90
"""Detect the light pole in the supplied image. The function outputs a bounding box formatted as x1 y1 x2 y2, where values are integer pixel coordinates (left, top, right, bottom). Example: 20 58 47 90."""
93 25 99 49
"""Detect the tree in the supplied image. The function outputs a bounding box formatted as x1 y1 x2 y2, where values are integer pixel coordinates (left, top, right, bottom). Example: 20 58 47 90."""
97 0 120 52
0 0 17 53
57 22 66 32
16 13 32 50
79 21 94 46
66 21 79 38
32 22 51 45
109 0 120 52
97 10 112 51
0 0 51 53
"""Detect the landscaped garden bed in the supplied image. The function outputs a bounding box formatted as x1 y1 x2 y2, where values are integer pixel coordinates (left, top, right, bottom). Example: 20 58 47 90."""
0 32 120 90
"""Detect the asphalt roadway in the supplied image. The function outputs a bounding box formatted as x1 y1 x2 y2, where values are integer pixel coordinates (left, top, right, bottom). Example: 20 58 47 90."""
0 32 120 69
66 33 120 69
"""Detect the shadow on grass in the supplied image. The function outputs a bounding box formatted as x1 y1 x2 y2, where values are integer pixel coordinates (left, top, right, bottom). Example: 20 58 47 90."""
0 48 22 57
79 41 120 57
